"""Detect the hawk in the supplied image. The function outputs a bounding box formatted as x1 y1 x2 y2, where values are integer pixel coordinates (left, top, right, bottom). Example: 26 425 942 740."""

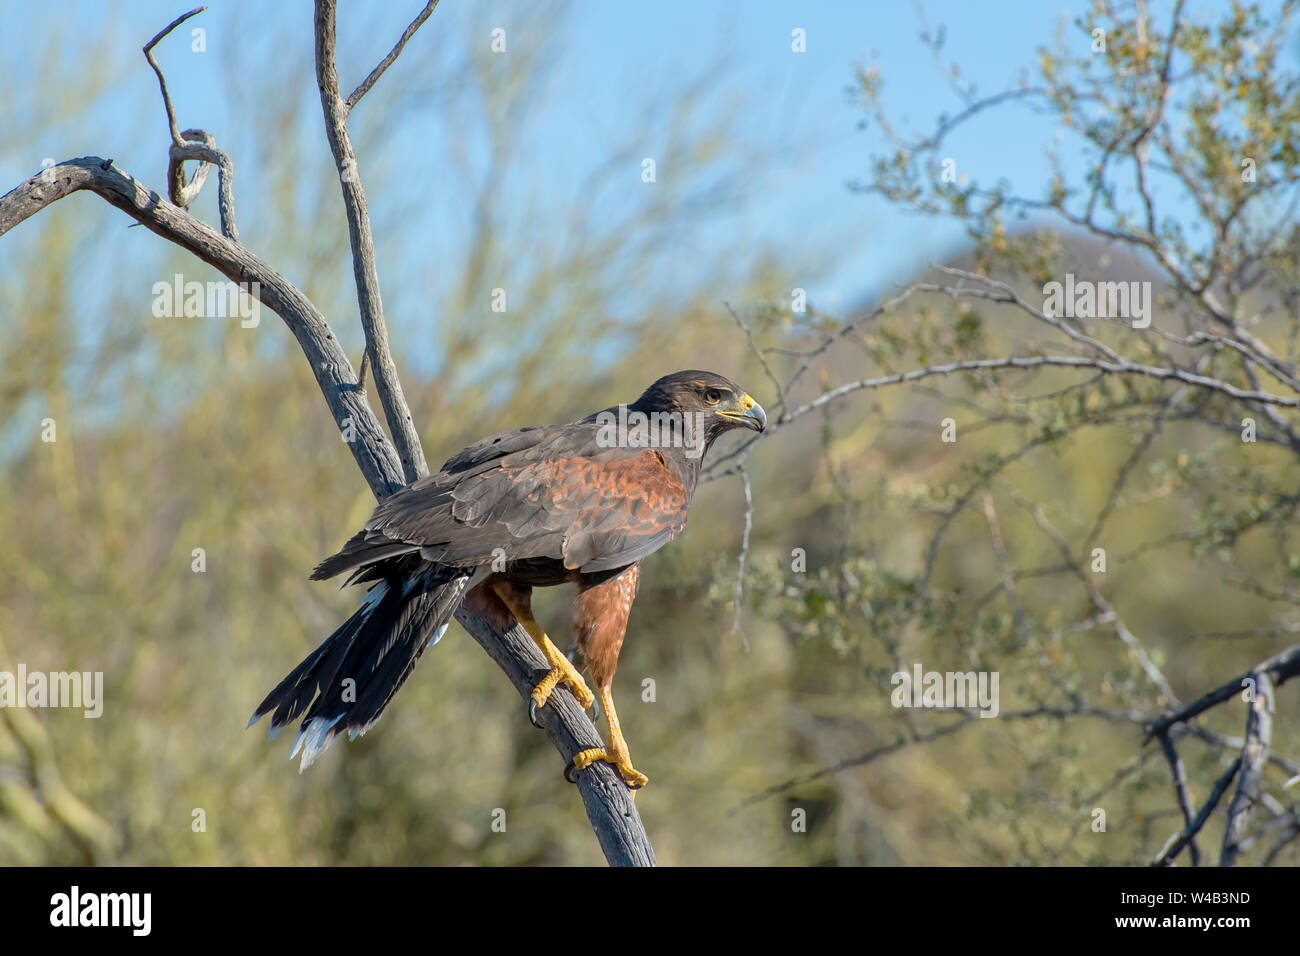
250 370 766 788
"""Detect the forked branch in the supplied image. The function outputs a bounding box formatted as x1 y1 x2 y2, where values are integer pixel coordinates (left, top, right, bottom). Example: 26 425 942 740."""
0 0 656 868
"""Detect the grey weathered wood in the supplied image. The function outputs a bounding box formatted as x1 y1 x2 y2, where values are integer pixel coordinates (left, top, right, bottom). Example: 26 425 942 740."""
314 0 428 485
0 156 657 866
169 134 238 241
344 1 441 111
455 601 657 867
1221 670 1273 866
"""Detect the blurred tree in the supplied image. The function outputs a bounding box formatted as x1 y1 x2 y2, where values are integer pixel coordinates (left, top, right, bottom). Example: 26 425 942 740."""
722 0 1300 865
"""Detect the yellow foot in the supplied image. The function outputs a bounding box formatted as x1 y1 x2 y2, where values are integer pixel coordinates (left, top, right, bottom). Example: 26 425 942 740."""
488 581 594 721
566 747 649 790
530 654 594 723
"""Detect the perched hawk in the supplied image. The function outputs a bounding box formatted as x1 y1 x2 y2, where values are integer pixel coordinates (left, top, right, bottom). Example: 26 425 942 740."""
250 370 766 788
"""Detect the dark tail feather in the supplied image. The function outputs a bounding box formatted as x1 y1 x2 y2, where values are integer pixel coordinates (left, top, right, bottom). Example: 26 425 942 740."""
309 528 421 584
249 568 473 770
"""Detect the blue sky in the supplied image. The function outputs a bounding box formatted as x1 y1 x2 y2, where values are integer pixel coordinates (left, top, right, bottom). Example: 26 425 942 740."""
0 1 1273 371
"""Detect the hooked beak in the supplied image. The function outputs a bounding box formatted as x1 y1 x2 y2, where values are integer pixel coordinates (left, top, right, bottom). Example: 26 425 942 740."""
718 392 767 432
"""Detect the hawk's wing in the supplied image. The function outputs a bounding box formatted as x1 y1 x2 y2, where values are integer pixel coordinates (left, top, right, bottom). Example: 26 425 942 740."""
312 422 690 581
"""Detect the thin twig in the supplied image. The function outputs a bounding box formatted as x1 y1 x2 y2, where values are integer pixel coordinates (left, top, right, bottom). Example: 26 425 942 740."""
729 464 753 651
345 1 441 112
143 6 206 146
723 300 786 415
144 10 238 240
357 350 371 391
787 354 1300 416
1155 732 1201 866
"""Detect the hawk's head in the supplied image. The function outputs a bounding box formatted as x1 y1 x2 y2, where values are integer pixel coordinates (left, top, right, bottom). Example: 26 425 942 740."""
632 370 767 449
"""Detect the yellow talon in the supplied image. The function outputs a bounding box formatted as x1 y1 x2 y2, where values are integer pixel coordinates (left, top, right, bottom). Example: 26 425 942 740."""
490 582 595 714
569 747 649 790
531 639 594 710
571 748 604 770
565 687 648 790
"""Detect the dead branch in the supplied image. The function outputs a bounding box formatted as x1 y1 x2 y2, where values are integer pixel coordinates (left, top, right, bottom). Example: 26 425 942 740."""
1145 644 1300 741
314 0 428 484
1153 758 1242 866
1220 670 1273 866
0 0 657 868
1155 732 1201 866
345 1 441 112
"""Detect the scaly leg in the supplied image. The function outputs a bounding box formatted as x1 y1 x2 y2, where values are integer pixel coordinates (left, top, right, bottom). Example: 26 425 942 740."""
568 684 648 790
491 581 595 716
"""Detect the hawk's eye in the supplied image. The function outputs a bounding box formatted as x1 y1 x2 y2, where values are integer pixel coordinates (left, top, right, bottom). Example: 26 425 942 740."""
704 388 722 405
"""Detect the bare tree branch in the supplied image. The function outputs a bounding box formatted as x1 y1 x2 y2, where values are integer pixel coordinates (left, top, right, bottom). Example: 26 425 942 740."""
144 9 238 240
733 703 1152 812
168 130 213 208
789 353 1300 417
345 1 440 112
724 301 787 416
1145 644 1300 741
1261 811 1300 865
143 6 206 147
1155 732 1201 866
169 132 238 240
1221 670 1274 866
1152 757 1241 866
314 0 429 484
729 464 753 650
